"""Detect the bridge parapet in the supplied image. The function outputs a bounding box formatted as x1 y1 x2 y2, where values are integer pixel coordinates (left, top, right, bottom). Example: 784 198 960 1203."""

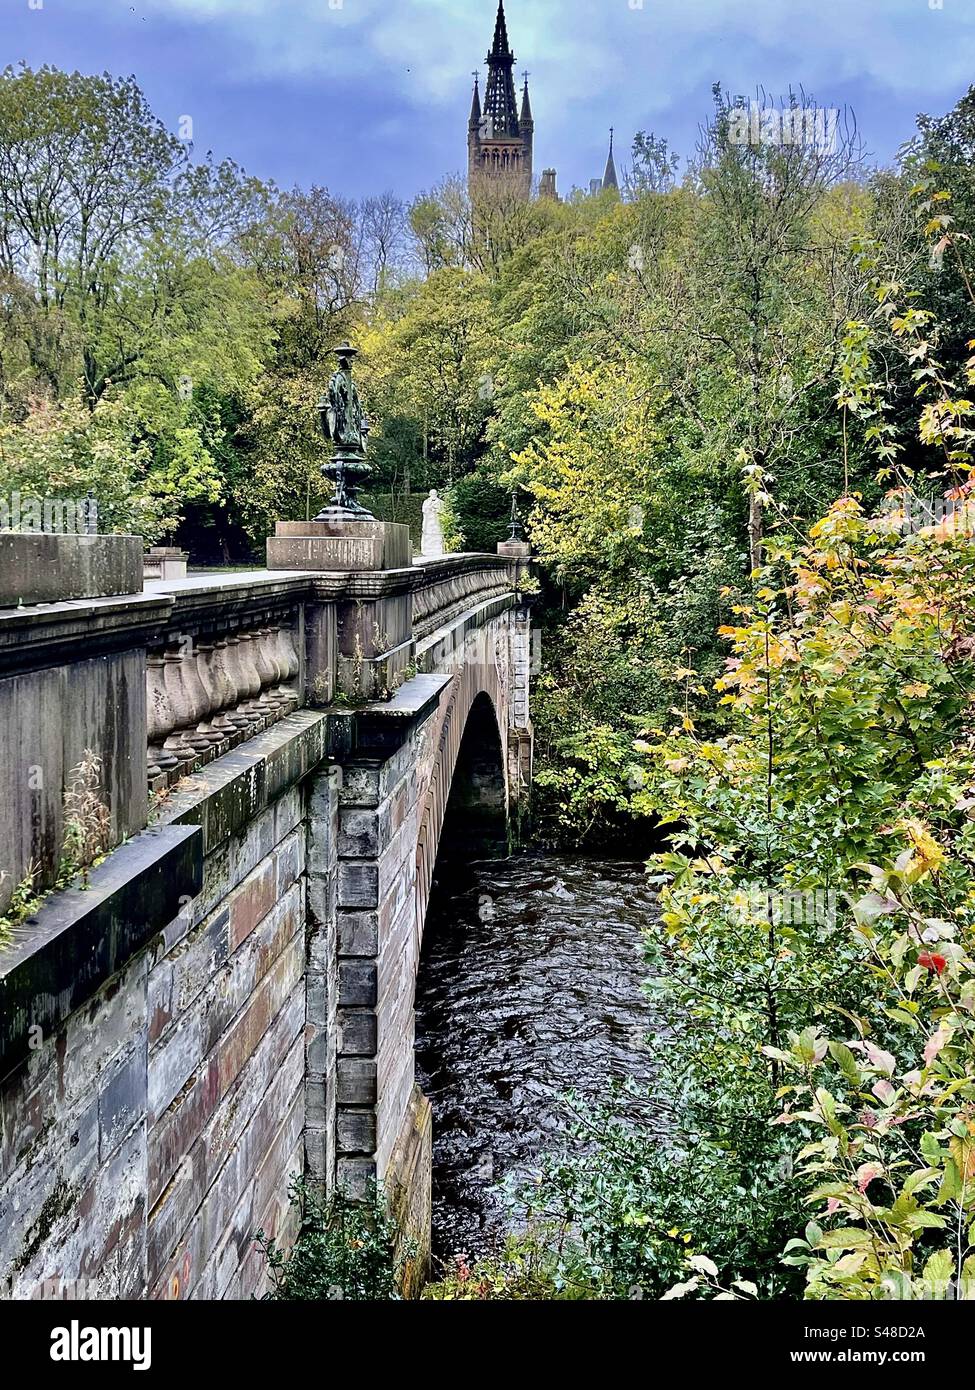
143 572 307 791
0 541 527 912
0 509 532 1297
143 555 525 790
411 553 513 640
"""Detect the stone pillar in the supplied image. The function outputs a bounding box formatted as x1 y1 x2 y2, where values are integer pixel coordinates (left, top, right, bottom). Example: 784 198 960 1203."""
0 532 143 606
325 677 449 1285
497 536 531 576
498 540 534 812
268 519 416 701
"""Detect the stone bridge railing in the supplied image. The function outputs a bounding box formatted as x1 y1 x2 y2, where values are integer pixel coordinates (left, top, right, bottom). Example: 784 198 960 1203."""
0 541 530 914
144 555 521 792
145 576 305 787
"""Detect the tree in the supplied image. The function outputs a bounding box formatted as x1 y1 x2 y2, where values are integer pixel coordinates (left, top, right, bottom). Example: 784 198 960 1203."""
361 269 494 482
409 173 560 277
689 87 866 569
0 64 269 408
360 191 411 296
627 130 680 196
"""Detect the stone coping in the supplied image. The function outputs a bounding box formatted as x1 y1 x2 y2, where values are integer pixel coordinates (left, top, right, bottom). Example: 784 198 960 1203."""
0 824 202 1082
147 553 512 606
352 674 453 756
411 552 510 575
145 571 314 636
144 571 317 599
0 591 175 677
159 709 331 855
414 591 519 666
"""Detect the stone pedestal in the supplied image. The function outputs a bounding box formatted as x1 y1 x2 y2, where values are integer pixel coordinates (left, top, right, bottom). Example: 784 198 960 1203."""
497 537 532 590
143 547 189 582
268 520 415 701
0 533 143 607
267 520 411 574
497 539 530 561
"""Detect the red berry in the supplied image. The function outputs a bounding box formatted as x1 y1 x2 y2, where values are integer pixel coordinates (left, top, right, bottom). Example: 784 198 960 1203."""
918 951 947 975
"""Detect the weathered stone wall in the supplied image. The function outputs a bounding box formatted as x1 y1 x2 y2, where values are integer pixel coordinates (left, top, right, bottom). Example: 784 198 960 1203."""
0 551 532 1300
0 714 326 1300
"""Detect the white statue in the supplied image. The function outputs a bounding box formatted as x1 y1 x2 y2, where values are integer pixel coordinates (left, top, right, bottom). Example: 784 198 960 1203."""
420 488 445 558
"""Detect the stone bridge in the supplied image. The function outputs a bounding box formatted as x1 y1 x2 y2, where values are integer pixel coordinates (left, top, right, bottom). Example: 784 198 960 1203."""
0 518 532 1299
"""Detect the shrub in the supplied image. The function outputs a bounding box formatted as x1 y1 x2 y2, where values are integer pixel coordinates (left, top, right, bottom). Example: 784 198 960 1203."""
257 1177 402 1301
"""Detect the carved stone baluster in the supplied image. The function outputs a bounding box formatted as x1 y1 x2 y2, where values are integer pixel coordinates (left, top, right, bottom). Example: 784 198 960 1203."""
273 626 300 712
147 652 179 777
237 630 264 727
253 626 284 715
212 638 246 735
180 640 214 752
195 642 231 745
222 635 255 732
202 640 237 742
261 626 288 713
161 648 199 765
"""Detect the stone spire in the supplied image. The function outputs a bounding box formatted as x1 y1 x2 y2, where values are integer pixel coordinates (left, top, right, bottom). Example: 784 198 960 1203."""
483 0 520 139
520 73 533 127
602 127 620 193
468 2 534 199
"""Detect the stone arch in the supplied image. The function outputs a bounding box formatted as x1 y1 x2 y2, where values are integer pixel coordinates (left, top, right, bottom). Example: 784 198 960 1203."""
414 685 506 944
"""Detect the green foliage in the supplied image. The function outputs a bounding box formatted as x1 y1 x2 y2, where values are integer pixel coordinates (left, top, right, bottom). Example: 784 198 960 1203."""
512 1091 804 1300
504 102 975 1299
0 862 42 949
361 268 494 482
771 814 975 1300
60 751 111 887
444 471 510 553
258 1177 402 1302
423 1232 600 1301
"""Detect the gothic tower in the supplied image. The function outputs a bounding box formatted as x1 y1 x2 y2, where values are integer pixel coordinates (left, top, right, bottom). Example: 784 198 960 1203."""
468 2 534 198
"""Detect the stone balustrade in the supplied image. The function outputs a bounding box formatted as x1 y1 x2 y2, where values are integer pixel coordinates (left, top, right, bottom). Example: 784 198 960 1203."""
146 625 302 785
144 557 527 789
411 554 514 640
142 572 313 790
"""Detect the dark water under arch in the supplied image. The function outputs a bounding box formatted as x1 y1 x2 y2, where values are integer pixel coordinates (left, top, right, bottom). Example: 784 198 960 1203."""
414 853 659 1261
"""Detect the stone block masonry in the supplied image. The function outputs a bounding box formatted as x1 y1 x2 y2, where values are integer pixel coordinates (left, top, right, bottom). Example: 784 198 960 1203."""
0 544 531 1299
0 716 325 1299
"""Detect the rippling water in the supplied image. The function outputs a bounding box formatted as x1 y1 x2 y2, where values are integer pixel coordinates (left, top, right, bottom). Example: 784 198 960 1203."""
414 854 660 1260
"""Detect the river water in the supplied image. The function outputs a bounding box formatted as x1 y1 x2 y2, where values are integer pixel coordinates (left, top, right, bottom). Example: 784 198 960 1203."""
414 854 660 1261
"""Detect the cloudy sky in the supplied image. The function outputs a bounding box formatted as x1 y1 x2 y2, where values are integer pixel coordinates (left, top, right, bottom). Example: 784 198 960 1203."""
7 0 975 198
